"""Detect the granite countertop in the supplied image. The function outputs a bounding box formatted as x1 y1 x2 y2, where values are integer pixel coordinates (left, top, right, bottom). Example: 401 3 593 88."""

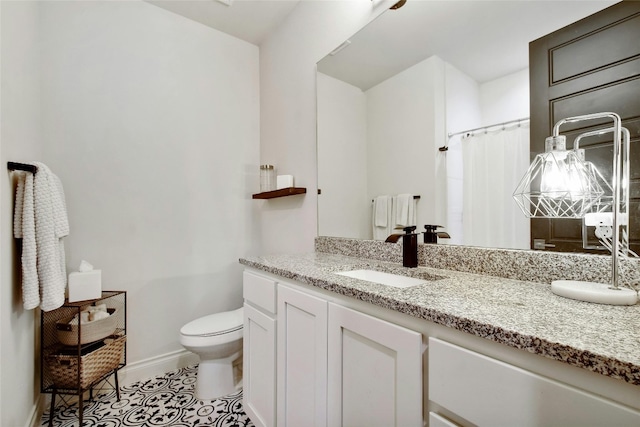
240 252 640 386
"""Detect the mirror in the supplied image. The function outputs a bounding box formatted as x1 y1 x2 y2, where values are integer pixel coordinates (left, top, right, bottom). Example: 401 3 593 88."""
316 0 618 251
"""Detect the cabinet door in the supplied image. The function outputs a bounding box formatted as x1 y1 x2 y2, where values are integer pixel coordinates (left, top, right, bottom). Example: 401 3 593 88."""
429 337 640 426
327 303 423 427
277 285 328 427
243 303 276 427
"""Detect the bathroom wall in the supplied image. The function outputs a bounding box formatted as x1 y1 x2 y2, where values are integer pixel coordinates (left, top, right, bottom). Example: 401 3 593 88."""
444 64 482 244
479 68 529 125
317 72 369 239
258 0 395 253
317 54 447 241
38 0 259 366
366 55 446 230
0 2 43 425
1 2 259 425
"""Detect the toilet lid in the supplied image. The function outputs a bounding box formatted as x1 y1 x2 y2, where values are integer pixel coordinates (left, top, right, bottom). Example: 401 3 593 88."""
180 307 244 337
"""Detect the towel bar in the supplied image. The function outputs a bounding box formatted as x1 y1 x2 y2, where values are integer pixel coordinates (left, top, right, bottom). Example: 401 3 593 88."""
372 195 420 203
7 162 37 174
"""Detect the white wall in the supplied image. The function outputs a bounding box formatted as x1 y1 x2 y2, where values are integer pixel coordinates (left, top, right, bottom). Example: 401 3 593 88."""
366 56 446 229
1 2 259 425
38 0 259 363
445 63 482 245
258 0 395 253
480 68 529 125
317 72 369 239
1 2 43 425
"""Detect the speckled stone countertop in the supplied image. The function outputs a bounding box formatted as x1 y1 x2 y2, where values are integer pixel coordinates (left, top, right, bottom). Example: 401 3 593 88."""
239 252 640 386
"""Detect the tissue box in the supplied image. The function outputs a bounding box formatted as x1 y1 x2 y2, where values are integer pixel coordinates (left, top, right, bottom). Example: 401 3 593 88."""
68 270 102 302
276 175 294 190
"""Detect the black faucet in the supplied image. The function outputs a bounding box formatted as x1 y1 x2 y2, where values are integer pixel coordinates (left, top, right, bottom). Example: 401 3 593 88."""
423 225 451 244
385 226 418 268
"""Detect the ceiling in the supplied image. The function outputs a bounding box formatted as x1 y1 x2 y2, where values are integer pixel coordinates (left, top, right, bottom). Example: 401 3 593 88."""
146 0 300 46
318 0 619 90
147 0 619 88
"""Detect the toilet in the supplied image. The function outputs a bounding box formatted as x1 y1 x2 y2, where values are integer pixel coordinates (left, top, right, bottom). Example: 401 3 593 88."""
179 307 244 400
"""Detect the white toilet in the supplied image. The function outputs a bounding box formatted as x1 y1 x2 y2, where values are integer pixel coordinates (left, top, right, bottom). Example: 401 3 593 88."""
179 307 244 400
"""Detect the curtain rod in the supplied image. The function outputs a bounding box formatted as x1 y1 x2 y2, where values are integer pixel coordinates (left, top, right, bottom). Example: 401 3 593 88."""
447 117 530 139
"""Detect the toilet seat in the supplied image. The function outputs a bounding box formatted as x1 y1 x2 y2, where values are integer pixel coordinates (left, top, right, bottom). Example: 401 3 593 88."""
180 307 243 337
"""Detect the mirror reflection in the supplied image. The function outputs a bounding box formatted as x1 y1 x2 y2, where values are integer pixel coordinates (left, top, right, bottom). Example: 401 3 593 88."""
316 0 617 251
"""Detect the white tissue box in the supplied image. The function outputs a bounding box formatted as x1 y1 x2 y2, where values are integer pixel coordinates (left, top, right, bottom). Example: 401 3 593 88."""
68 270 102 302
276 175 294 189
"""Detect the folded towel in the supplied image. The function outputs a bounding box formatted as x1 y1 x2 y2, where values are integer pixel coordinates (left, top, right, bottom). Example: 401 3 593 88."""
13 162 69 311
394 194 415 228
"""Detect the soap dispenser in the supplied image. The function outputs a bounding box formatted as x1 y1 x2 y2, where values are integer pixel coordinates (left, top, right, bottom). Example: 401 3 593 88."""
402 226 418 268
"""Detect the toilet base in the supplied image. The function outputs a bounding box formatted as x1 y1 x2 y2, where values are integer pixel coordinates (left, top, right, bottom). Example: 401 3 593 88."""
195 351 242 400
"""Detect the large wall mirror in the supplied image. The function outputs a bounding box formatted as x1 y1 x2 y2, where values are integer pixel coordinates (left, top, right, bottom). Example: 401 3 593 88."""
316 0 618 252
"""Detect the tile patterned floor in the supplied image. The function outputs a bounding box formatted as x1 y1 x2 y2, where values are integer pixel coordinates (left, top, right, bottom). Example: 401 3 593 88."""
41 365 254 426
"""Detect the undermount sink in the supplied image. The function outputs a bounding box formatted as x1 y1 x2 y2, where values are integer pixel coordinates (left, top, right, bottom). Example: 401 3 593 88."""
336 269 433 288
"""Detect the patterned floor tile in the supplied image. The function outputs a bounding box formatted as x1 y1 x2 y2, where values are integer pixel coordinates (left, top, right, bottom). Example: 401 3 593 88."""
41 365 254 427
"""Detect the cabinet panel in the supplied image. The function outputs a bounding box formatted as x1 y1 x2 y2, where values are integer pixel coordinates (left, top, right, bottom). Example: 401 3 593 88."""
429 412 460 427
328 303 422 427
243 303 276 427
243 271 277 314
277 285 328 427
429 338 640 426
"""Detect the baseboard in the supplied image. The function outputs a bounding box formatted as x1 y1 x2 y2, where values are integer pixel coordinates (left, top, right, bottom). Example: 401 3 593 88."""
26 398 44 427
118 349 199 386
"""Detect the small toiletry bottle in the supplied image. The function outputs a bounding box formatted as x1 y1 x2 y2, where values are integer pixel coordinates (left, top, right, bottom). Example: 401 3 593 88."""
260 165 276 192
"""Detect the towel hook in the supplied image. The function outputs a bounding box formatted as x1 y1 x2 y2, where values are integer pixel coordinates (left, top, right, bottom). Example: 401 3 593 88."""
7 162 37 174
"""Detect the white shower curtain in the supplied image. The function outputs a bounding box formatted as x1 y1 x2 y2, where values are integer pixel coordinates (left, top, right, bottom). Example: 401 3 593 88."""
461 125 530 249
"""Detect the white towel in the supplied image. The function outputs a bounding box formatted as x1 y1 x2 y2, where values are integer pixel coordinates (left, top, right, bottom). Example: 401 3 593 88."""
373 196 389 226
13 162 69 311
372 195 393 240
394 194 416 228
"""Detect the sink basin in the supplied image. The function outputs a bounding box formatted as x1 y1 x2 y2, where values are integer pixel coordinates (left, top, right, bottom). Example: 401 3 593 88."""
336 269 431 288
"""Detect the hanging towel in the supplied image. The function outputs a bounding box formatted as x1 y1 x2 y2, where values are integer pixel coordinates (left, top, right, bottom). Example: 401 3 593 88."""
373 195 389 226
13 162 69 311
372 195 392 240
394 194 416 228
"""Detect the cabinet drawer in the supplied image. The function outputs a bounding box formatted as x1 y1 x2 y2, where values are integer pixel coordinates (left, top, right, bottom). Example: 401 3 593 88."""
429 338 640 426
243 271 277 314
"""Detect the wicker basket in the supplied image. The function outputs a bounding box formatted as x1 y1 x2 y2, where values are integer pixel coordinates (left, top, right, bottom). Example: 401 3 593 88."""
56 308 118 346
46 334 126 389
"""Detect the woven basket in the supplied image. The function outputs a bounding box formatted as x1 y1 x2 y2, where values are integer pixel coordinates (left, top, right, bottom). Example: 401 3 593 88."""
46 334 126 389
56 308 118 346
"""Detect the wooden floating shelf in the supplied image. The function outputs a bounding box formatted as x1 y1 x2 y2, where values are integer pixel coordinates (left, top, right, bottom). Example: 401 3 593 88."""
252 187 307 199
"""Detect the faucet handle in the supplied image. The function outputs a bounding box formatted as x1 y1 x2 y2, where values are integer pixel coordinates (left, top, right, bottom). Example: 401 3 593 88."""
403 226 417 234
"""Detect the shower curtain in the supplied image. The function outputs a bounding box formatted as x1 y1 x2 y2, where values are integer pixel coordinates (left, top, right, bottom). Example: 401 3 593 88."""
461 125 530 249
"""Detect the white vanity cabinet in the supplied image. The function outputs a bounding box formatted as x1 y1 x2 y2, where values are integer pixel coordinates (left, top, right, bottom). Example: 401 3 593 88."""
243 269 423 427
277 284 328 427
243 267 640 427
327 303 422 427
243 271 278 427
428 337 640 426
